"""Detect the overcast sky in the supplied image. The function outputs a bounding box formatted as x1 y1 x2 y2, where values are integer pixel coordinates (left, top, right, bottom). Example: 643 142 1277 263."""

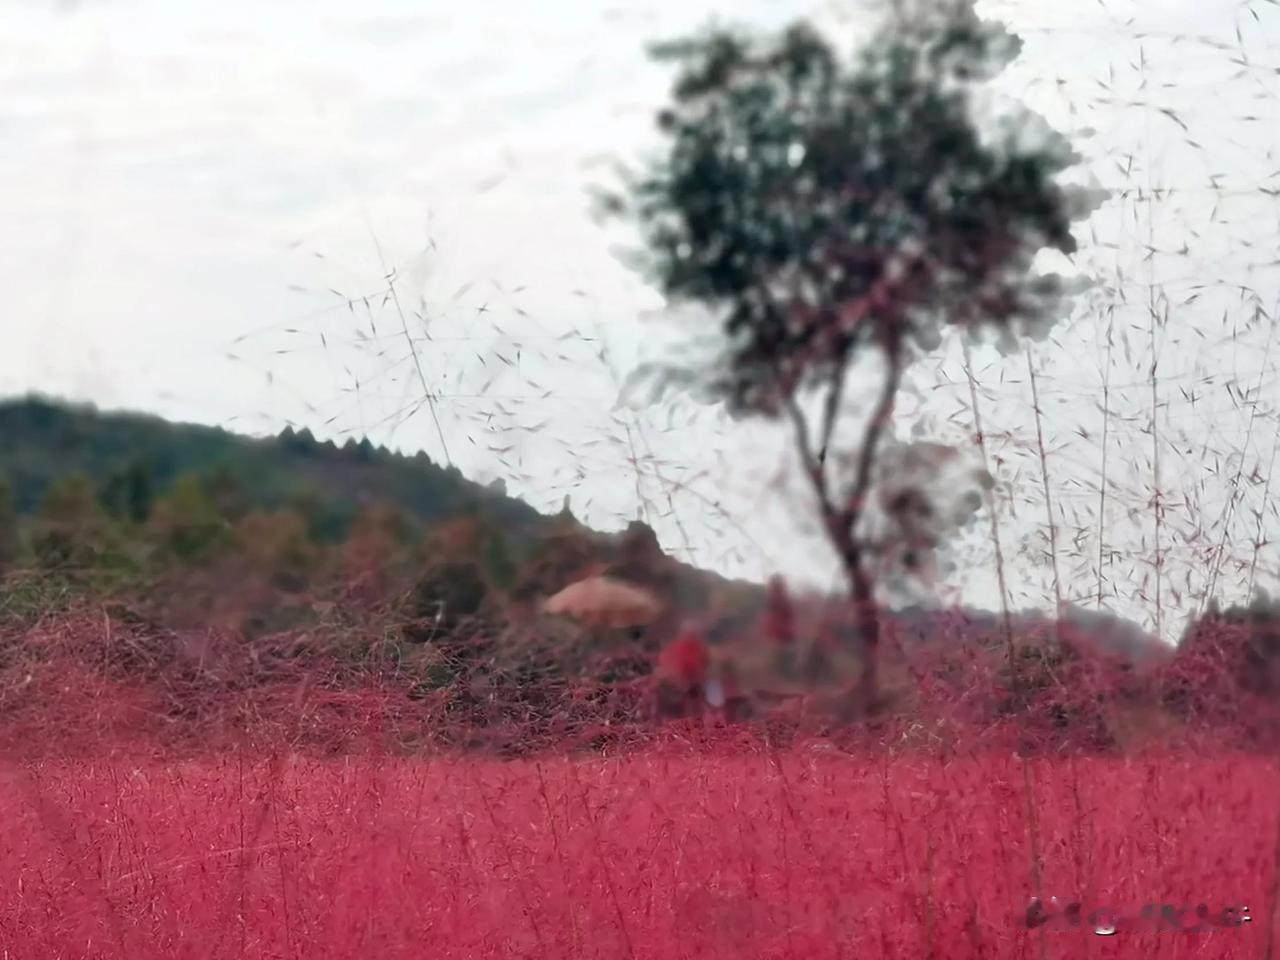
2 0 1278 642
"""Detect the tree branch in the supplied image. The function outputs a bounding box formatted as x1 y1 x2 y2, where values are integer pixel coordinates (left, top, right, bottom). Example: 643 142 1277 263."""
785 392 836 525
843 340 903 529
817 354 848 470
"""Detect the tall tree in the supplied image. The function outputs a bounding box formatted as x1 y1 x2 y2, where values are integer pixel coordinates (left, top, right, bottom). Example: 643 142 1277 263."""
0 474 17 574
149 474 228 561
603 0 1104 708
99 458 154 525
32 472 113 569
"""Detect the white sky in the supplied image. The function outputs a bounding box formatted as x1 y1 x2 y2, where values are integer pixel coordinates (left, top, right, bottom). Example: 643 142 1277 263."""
2 0 1278 643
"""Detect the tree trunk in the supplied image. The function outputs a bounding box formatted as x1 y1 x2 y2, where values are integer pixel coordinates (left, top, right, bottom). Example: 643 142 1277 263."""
787 336 902 721
832 530 880 716
838 343 902 716
851 559 880 710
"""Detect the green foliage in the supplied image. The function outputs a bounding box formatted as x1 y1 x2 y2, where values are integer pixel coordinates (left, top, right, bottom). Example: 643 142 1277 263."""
202 465 252 521
98 458 154 524
29 472 116 570
279 425 318 454
0 396 544 544
608 2 1103 415
40 471 103 525
0 474 16 572
149 473 230 561
289 489 356 544
236 508 318 591
480 526 519 595
0 568 80 627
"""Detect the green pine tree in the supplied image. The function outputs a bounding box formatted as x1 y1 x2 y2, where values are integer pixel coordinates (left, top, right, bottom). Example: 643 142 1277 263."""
150 473 229 560
0 474 17 574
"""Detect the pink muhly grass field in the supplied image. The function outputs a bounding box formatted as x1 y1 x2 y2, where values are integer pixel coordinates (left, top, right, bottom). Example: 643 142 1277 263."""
2 740 1274 960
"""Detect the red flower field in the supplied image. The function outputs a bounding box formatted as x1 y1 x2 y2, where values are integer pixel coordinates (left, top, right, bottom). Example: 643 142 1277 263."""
3 738 1275 959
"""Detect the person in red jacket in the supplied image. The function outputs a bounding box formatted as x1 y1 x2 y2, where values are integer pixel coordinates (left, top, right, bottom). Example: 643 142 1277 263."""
653 623 710 719
654 622 755 723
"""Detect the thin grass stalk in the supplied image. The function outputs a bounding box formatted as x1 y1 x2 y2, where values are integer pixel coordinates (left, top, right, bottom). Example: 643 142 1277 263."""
363 214 453 468
963 338 1045 960
1147 234 1164 641
1027 345 1063 635
1204 297 1277 607
1096 304 1114 610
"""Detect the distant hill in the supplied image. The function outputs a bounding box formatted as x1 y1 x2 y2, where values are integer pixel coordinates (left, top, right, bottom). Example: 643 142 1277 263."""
0 395 753 615
0 395 544 539
891 604 1169 663
0 395 1168 666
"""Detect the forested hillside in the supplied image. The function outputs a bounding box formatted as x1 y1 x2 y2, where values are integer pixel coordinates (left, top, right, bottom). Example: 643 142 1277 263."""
0 395 542 541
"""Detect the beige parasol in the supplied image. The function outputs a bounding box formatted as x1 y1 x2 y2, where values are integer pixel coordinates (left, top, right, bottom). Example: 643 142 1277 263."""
542 576 664 629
